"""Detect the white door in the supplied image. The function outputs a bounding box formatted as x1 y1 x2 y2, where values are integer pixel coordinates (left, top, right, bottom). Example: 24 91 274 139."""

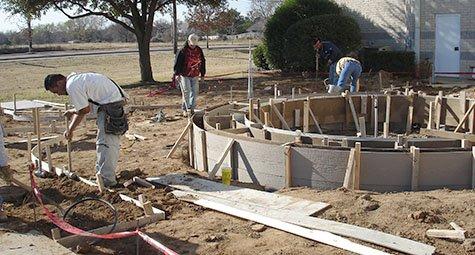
435 14 461 77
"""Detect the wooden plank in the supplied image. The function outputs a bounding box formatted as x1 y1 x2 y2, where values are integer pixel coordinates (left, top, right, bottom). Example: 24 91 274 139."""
188 122 195 168
133 177 155 189
166 121 191 158
45 145 53 173
173 192 390 255
27 133 32 163
148 174 331 216
35 108 42 172
272 103 291 130
284 146 292 188
411 146 420 191
353 142 361 190
51 228 61 241
118 194 166 217
173 190 434 255
343 148 356 189
420 128 475 142
454 103 475 132
426 229 465 242
303 100 310 132
248 98 254 122
57 214 162 248
308 105 323 134
264 111 270 127
208 139 235 179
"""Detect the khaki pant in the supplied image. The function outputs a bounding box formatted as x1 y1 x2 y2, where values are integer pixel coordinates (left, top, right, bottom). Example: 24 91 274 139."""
95 110 120 186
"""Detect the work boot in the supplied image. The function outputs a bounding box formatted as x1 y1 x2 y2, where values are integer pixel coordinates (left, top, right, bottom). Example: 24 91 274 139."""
34 168 55 179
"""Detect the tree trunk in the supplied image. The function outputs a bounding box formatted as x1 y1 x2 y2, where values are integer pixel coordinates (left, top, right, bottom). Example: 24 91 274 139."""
136 35 154 83
27 16 33 53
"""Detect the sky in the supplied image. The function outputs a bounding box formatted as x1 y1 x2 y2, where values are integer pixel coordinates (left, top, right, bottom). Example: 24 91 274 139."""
0 0 251 32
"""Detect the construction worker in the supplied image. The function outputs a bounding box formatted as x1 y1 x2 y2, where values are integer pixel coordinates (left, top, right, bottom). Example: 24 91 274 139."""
334 56 362 93
174 34 206 117
44 73 128 187
314 38 342 85
0 117 11 221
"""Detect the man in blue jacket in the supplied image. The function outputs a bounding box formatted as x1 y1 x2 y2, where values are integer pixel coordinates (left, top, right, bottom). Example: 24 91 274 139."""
314 38 342 85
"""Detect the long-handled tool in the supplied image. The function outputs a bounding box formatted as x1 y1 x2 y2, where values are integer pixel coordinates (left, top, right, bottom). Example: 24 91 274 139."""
65 104 73 173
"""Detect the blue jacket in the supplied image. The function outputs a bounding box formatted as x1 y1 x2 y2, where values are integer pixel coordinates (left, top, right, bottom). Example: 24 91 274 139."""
320 41 342 64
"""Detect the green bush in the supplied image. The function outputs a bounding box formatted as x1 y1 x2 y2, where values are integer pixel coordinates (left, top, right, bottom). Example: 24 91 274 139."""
264 0 341 71
283 14 361 72
252 43 270 70
362 50 415 73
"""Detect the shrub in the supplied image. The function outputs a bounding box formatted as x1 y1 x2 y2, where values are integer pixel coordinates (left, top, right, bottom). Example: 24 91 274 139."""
282 14 361 72
362 49 415 73
252 43 270 70
264 0 341 71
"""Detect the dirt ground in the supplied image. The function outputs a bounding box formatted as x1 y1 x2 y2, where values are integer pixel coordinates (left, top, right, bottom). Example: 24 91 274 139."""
1 74 475 255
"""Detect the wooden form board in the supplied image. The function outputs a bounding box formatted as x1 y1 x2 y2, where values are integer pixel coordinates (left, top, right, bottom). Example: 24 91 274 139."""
173 191 390 255
148 174 330 216
420 128 475 142
171 190 435 255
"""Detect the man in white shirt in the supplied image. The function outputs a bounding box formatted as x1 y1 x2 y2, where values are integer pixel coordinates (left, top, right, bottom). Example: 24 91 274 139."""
44 72 128 187
0 118 10 221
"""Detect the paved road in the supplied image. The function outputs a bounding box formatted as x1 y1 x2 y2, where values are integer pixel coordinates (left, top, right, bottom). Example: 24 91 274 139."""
0 44 252 63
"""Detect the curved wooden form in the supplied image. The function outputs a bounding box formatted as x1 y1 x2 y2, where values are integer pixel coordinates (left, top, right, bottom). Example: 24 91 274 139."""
190 92 475 192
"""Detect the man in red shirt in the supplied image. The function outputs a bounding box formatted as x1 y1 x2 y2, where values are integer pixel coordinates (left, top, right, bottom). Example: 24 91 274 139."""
173 34 206 116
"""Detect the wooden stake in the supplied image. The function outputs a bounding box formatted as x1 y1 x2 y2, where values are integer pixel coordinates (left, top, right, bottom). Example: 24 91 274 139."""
64 105 73 173
264 112 270 127
271 102 291 130
436 91 443 130
428 101 434 129
360 95 367 116
96 173 105 194
358 117 366 137
35 108 42 171
27 133 32 164
200 130 208 172
343 148 356 189
303 100 310 133
406 106 414 135
372 96 378 137
411 146 420 191
385 95 391 126
284 146 292 188
383 122 389 138
294 109 301 128
32 108 37 135
189 122 195 168
166 121 191 158
248 98 254 122
45 145 53 173
378 72 383 89
460 91 467 131
353 142 361 190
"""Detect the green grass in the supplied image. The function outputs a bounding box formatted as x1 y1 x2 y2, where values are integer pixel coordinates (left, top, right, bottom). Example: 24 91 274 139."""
0 48 250 103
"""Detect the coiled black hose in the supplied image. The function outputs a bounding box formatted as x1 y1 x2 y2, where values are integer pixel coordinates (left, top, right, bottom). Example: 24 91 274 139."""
62 197 118 245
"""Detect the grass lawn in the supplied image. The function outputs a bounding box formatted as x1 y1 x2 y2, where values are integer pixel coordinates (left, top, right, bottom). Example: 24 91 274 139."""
0 48 250 103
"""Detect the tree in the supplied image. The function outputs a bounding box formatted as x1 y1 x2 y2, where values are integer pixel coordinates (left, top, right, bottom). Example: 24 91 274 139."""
247 0 283 22
1 0 42 52
186 2 229 49
218 8 251 35
35 0 224 83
